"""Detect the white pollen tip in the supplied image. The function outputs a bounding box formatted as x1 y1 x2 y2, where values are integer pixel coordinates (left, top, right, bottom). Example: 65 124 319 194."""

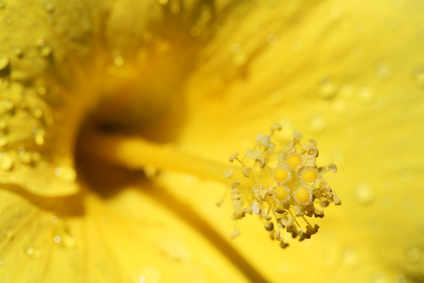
242 167 251 177
255 156 266 168
271 123 282 131
252 202 261 214
229 152 239 162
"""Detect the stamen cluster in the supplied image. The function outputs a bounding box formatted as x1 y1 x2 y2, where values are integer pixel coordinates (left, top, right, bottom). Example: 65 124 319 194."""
222 124 341 248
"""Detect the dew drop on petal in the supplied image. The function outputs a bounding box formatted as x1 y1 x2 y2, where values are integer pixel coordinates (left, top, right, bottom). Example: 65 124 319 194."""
0 133 7 147
0 152 13 171
37 39 53 57
405 245 422 263
373 272 387 283
375 62 391 81
44 1 54 12
0 118 6 131
113 56 124 67
12 45 23 57
138 267 161 283
0 0 5 9
357 86 374 104
25 247 41 259
18 147 32 164
342 246 358 269
158 0 168 5
32 127 46 145
354 182 375 205
0 52 10 71
54 164 76 181
308 114 327 133
53 235 62 244
394 273 406 283
230 43 242 54
317 77 338 99
412 66 424 88
2 229 14 240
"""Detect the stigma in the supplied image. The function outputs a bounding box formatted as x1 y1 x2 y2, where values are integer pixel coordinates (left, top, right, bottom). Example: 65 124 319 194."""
223 124 341 248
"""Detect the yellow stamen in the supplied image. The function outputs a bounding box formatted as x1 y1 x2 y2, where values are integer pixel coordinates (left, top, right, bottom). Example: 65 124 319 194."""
80 132 229 183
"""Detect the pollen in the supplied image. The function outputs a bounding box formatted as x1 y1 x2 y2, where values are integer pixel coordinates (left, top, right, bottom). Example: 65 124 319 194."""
223 124 340 248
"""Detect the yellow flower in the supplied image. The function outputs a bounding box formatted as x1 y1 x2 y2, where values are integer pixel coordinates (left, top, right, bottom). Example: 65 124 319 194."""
1 1 424 283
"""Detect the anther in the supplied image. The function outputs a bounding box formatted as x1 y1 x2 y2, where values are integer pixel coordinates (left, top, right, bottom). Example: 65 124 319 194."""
222 125 340 248
255 156 266 168
242 167 251 177
229 152 239 162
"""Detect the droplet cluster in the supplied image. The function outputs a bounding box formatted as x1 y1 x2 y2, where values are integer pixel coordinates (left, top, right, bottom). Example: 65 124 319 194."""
223 124 340 248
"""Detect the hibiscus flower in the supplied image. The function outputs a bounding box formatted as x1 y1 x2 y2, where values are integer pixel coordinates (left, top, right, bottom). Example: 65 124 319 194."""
0 1 423 283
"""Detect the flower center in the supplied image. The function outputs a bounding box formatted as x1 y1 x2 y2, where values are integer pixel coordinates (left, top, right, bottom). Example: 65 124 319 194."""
79 123 341 249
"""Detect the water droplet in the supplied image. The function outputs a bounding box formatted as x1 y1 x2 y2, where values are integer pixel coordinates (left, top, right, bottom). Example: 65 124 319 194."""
53 235 61 243
143 33 153 43
375 62 391 81
18 147 32 164
37 39 52 57
332 100 347 115
190 26 201 37
158 0 168 5
342 246 358 269
54 164 76 181
170 3 180 14
49 215 58 223
0 0 5 9
32 105 43 118
35 84 47 96
317 77 338 99
354 183 375 205
232 53 246 67
412 66 424 88
25 247 41 259
113 56 124 67
308 114 327 133
12 46 23 57
0 53 10 71
0 119 6 132
44 1 54 12
230 43 242 54
0 152 13 171
358 86 374 104
34 128 46 145
373 272 387 283
0 133 7 147
394 273 406 283
137 267 161 283
2 229 14 240
405 245 422 263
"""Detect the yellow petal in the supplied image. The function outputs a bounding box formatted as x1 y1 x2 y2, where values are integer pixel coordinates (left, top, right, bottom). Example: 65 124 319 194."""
162 1 424 282
0 164 253 282
0 0 102 196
